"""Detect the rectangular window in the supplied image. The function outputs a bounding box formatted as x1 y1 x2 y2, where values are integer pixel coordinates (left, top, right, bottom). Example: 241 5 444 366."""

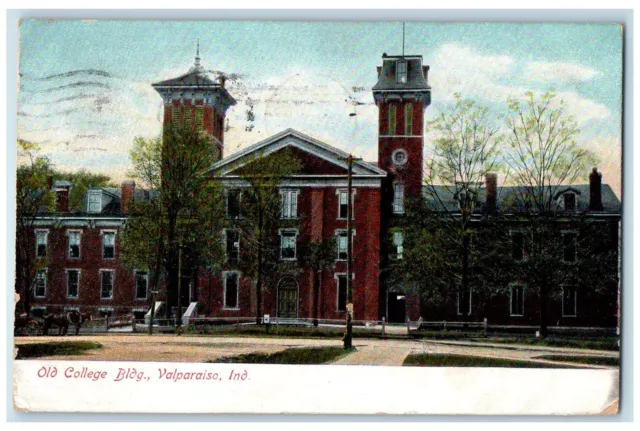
172 106 181 127
102 232 115 259
388 105 397 135
511 232 526 260
404 103 413 135
195 106 204 130
227 190 241 219
338 190 349 219
563 232 577 262
224 272 239 309
135 271 148 300
393 183 404 214
337 275 347 312
226 229 240 263
280 190 299 219
337 232 348 260
100 271 114 299
510 284 524 316
562 286 577 317
393 230 404 260
280 231 297 260
36 231 48 258
88 190 102 213
68 231 81 259
35 269 47 298
184 108 193 130
67 270 80 298
457 289 472 316
396 61 408 84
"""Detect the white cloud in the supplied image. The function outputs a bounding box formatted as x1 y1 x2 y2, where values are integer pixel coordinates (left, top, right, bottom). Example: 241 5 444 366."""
523 61 599 85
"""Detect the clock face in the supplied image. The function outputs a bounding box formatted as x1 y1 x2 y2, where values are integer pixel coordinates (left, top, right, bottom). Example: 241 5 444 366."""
392 149 408 166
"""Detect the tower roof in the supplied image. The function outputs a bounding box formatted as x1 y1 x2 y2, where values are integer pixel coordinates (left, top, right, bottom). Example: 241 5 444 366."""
372 54 431 92
152 43 227 90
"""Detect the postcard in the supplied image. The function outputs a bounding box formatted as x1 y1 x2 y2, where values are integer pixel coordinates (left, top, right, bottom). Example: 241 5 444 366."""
12 19 622 415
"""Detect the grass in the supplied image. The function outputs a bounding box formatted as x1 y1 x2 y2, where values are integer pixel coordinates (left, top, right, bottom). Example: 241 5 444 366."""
15 341 102 359
209 346 355 365
532 355 619 367
473 335 619 351
403 353 571 368
184 324 391 339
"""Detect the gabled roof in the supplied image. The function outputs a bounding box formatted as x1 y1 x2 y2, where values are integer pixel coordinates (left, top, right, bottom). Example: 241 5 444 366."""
211 128 387 178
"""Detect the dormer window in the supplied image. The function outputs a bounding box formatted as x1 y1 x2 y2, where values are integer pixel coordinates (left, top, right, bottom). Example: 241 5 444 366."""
88 190 102 213
563 192 576 212
396 61 408 84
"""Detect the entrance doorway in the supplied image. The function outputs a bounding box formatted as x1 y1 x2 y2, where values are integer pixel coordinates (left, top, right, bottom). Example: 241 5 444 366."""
388 291 406 323
277 277 299 318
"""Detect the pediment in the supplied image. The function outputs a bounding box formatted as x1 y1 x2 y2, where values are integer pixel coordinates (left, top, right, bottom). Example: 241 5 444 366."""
212 129 386 178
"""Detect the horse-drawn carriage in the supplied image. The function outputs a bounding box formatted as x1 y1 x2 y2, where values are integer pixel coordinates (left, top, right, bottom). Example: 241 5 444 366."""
13 314 41 336
13 311 91 336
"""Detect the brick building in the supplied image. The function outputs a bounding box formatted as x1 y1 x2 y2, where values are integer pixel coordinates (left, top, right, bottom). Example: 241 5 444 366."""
19 49 621 328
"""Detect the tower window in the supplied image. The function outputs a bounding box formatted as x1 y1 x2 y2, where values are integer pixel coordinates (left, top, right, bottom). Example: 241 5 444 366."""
396 61 408 84
392 149 408 166
388 105 397 135
172 106 181 127
405 103 413 135
393 183 405 214
195 106 204 130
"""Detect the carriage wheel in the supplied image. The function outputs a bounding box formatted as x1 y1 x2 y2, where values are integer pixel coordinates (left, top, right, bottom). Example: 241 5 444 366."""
25 320 40 336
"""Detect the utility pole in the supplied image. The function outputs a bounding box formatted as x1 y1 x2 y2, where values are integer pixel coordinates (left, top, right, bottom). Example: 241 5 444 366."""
342 153 361 350
176 239 183 335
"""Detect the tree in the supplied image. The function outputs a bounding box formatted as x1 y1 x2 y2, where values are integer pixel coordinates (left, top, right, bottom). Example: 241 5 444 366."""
301 238 337 327
232 149 302 324
503 90 598 337
15 141 114 315
409 95 502 323
119 124 227 323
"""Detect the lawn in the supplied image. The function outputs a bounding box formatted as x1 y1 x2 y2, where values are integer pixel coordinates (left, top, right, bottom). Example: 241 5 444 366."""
532 355 619 367
475 336 619 351
403 353 571 368
15 341 102 359
209 346 354 365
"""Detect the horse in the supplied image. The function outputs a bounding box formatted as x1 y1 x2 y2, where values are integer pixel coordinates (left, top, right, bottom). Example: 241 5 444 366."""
42 311 91 336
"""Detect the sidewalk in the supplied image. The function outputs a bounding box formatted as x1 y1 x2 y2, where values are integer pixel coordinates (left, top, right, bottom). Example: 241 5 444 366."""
331 342 412 366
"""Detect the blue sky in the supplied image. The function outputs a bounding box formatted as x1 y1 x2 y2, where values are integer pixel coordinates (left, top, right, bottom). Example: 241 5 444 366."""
17 20 622 195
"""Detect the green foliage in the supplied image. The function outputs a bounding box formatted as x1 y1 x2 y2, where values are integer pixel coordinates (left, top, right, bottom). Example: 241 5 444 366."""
209 346 352 364
232 148 302 318
403 354 565 368
15 342 102 359
119 125 227 309
504 90 597 212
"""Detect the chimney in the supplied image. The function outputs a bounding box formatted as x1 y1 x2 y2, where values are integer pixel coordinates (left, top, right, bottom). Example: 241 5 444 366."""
54 183 70 213
121 180 136 215
589 167 603 211
422 65 430 83
485 173 497 214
